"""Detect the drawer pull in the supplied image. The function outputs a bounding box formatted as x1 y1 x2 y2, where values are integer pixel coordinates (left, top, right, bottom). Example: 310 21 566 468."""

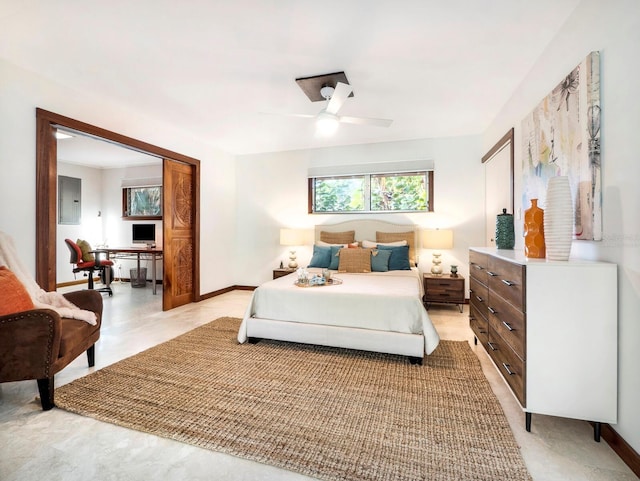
488 306 496 314
469 289 474 294
475 295 484 303
487 271 497 277
488 342 497 351
479 329 487 334
501 279 515 287
474 265 484 271
502 321 514 331
502 363 515 376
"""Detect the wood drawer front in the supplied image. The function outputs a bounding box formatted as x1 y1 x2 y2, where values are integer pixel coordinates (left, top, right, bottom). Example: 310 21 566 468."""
469 277 489 317
487 331 526 406
487 293 526 360
426 278 464 302
469 304 489 346
487 256 525 310
469 250 489 285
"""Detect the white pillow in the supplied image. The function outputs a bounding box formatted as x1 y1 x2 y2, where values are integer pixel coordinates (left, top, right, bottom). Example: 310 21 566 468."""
361 239 407 248
317 240 358 248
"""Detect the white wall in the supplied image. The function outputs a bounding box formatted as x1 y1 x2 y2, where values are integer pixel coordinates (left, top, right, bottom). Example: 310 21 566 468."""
0 58 237 294
483 0 640 452
235 136 484 287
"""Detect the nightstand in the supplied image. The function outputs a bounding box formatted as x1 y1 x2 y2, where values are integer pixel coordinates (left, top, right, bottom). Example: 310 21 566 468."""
273 268 296 279
423 273 465 312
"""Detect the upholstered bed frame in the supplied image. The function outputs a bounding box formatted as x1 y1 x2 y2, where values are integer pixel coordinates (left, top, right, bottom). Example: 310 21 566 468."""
244 220 428 363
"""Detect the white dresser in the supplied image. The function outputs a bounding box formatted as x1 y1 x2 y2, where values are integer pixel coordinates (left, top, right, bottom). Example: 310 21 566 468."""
469 247 617 441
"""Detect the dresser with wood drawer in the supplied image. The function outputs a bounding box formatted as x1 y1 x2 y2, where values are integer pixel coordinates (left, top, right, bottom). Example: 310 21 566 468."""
469 247 617 441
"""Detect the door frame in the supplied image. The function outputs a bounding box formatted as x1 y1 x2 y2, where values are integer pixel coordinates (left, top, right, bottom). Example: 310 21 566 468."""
35 108 201 304
482 128 514 246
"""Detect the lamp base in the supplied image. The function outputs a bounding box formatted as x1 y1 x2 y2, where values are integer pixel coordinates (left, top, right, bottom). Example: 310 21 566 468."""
431 252 443 276
288 250 298 269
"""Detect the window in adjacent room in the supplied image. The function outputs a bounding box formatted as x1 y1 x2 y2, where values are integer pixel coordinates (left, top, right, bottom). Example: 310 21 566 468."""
309 170 433 213
122 185 162 219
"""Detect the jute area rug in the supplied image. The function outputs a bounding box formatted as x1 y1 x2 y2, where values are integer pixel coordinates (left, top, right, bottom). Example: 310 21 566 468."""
56 317 532 481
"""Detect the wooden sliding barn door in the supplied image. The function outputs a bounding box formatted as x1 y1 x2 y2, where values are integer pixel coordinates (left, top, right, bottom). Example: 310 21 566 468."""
163 159 196 310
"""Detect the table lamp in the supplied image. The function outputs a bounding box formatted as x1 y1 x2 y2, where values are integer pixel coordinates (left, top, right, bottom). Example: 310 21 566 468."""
422 229 454 276
280 228 306 269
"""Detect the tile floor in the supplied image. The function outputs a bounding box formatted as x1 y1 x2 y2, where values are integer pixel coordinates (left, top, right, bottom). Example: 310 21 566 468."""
0 282 636 480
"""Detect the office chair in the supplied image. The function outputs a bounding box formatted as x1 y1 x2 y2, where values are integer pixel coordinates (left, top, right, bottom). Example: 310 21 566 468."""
64 239 113 296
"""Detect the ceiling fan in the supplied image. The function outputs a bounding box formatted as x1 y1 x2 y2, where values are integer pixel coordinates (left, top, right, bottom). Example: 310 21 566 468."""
268 73 393 135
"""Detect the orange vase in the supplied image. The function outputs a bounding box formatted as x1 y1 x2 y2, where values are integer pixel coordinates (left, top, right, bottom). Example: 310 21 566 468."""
524 199 545 258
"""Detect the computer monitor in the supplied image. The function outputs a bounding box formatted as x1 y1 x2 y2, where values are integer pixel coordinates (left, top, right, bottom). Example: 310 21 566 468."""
132 224 156 247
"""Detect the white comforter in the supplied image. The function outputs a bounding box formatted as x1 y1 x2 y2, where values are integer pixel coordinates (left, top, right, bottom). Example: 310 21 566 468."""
238 269 440 354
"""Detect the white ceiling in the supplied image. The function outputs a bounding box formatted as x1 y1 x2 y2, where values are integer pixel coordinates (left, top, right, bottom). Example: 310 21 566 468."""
0 0 581 158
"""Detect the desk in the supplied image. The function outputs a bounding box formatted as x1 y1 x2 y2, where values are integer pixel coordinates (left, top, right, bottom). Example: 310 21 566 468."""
95 248 163 295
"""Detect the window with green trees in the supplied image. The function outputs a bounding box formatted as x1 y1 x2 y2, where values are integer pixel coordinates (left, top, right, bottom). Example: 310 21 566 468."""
310 171 433 213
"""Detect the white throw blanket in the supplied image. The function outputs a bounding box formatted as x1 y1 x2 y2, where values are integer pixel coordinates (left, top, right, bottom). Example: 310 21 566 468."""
0 231 97 325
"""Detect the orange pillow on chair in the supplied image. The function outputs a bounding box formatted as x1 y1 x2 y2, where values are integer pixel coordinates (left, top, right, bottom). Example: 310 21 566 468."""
0 266 34 315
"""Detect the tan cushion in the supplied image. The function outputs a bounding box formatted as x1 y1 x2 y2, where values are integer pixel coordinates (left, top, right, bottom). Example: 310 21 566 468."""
337 248 372 273
320 230 355 245
76 239 95 262
376 231 416 266
0 266 34 315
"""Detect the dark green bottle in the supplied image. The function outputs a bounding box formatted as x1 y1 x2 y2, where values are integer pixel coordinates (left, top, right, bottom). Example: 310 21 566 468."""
495 208 515 249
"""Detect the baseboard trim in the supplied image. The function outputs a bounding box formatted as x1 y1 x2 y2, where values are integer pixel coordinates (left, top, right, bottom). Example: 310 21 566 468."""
199 285 256 301
599 423 640 477
56 278 99 288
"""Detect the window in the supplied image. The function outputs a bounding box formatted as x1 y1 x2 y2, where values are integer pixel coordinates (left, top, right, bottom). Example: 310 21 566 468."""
309 171 433 213
122 186 162 219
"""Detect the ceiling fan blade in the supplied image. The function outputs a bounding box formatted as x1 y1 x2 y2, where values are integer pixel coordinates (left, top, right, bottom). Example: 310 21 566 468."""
339 116 393 128
260 112 316 119
325 82 353 115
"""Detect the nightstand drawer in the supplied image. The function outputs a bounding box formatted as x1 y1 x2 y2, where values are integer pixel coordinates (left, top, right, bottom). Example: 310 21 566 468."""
424 276 465 302
273 268 295 279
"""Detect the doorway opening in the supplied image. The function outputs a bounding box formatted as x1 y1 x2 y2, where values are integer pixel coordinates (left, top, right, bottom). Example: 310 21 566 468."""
36 108 201 310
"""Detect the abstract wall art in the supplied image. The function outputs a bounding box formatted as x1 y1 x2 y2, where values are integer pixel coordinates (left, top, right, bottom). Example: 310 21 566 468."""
521 51 601 241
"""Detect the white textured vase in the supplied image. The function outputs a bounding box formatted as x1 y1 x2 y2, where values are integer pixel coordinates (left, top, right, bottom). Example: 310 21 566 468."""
544 176 573 261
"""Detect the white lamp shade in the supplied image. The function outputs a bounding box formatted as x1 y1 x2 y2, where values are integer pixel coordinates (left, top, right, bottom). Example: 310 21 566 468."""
422 229 454 249
280 228 306 246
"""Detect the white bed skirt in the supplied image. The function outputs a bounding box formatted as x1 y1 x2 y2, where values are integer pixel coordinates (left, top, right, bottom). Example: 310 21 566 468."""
245 317 425 359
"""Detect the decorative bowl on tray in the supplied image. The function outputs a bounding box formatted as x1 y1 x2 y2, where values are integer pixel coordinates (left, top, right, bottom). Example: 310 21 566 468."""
294 277 342 288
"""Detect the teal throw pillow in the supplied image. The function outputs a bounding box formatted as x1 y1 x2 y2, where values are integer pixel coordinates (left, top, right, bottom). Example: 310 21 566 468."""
329 245 342 270
308 245 332 268
377 244 411 270
370 249 392 272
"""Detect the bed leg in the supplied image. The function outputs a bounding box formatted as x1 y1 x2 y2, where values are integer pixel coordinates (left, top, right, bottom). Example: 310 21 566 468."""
409 356 423 365
247 337 261 344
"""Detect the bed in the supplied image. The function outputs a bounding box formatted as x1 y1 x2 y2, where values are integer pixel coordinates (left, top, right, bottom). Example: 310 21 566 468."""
237 220 440 363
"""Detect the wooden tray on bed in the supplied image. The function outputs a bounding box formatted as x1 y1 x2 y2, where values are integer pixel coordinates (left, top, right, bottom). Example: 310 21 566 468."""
294 277 342 288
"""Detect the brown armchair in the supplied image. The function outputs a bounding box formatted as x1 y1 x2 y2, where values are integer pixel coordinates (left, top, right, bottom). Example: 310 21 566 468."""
0 289 103 410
